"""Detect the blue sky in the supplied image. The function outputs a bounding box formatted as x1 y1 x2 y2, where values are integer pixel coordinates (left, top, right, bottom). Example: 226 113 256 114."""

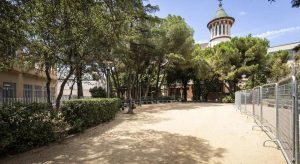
147 0 300 47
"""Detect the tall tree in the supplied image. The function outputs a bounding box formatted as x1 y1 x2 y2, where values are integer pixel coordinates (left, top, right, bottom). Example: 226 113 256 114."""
0 0 27 70
163 15 195 101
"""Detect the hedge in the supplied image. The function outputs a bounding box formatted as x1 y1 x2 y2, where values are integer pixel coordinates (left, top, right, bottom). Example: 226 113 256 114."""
222 95 235 103
0 102 65 154
61 98 121 133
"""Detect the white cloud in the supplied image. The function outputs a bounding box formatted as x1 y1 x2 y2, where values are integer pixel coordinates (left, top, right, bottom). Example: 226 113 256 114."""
255 26 300 39
239 11 246 16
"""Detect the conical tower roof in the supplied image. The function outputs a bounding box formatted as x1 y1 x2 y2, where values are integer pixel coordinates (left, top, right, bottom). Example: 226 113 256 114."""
214 3 229 19
207 0 234 27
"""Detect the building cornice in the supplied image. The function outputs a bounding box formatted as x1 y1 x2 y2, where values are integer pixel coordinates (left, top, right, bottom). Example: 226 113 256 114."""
207 16 235 28
210 35 231 42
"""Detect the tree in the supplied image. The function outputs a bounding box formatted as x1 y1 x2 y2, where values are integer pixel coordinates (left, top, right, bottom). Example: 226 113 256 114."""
266 51 291 82
192 35 269 96
0 0 28 70
161 15 195 101
89 86 107 98
268 0 300 7
212 35 269 93
192 45 219 101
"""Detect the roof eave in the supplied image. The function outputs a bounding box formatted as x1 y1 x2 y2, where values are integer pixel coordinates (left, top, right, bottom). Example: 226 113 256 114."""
207 16 235 28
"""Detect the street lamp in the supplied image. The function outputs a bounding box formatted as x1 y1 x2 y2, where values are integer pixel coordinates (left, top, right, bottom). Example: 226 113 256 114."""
103 60 113 98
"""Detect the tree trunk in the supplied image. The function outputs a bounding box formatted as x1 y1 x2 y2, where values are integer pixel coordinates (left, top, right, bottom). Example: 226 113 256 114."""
127 69 134 114
144 71 153 98
251 74 255 88
76 65 83 99
44 57 52 107
183 81 188 102
158 71 166 92
69 79 76 100
56 67 75 109
111 70 120 98
155 62 161 98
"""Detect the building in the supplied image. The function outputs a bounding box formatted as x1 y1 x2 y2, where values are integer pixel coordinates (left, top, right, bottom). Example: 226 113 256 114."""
0 64 58 102
267 42 300 61
58 79 106 99
207 0 235 47
267 41 300 74
268 42 300 54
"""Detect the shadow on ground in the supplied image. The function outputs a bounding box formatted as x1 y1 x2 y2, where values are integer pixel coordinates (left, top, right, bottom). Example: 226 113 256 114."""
139 103 224 114
2 130 226 164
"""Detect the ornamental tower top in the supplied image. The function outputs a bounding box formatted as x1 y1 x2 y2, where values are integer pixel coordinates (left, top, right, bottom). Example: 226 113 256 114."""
207 0 235 47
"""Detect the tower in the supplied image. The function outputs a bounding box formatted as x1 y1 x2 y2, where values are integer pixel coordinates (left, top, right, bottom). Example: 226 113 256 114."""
207 0 235 47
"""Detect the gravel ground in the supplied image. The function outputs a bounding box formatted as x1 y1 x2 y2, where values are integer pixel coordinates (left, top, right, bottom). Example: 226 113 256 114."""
0 103 286 164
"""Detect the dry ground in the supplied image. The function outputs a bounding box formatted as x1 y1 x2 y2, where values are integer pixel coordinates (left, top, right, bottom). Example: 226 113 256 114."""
0 103 286 164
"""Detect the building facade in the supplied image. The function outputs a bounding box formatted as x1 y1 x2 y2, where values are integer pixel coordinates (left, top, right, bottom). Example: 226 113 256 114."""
0 66 57 102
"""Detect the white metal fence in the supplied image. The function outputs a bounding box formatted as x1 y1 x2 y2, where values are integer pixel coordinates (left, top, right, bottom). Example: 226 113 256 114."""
235 76 299 164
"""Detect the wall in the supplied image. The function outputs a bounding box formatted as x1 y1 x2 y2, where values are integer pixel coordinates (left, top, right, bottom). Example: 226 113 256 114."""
0 70 57 98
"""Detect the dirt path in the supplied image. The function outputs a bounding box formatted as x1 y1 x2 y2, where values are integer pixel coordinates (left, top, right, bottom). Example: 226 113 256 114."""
0 103 286 164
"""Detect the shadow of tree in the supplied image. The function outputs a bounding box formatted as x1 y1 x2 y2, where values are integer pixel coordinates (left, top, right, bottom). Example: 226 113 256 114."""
2 130 226 164
138 103 224 114
1 103 228 164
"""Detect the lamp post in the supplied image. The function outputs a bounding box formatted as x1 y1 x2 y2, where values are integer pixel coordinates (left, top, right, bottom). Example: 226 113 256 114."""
292 51 296 76
103 60 113 98
139 79 142 106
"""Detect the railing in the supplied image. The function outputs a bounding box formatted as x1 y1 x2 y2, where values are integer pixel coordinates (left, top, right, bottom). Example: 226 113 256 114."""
235 76 299 164
0 96 92 106
0 97 56 105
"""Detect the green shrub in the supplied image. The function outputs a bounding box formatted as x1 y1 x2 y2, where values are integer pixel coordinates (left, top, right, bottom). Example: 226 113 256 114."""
222 95 234 103
89 86 107 98
61 98 121 133
0 102 65 154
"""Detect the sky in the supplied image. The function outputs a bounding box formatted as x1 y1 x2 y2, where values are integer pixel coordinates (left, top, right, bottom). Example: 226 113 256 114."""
147 0 300 47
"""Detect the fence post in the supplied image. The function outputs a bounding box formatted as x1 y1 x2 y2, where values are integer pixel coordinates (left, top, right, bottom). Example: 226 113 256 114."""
260 86 263 123
292 76 299 164
275 83 279 142
245 91 247 113
252 89 255 118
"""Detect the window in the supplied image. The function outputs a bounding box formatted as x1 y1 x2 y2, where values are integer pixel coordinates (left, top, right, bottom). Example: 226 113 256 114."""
219 25 222 35
3 82 16 98
215 26 218 36
223 25 226 35
43 86 47 98
34 85 43 97
24 84 33 98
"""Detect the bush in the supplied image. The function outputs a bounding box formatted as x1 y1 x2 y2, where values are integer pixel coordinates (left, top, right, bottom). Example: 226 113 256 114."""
222 95 234 103
61 98 121 133
0 102 65 154
89 86 107 98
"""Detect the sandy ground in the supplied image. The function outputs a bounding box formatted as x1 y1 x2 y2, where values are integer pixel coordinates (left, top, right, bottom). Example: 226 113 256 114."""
0 103 286 164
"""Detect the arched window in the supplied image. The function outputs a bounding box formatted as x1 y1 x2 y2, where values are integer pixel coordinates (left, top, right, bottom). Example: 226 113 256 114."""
215 26 218 36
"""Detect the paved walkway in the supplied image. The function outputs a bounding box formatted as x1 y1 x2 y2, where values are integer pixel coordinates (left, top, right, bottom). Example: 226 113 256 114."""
1 103 286 164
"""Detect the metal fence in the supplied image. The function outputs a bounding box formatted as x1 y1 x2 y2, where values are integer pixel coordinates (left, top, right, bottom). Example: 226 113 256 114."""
0 96 92 106
0 97 56 105
235 76 299 164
